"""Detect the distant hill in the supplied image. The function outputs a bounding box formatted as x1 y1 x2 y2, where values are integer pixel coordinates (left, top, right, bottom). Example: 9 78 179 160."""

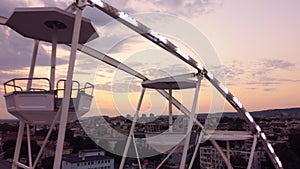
1 108 300 123
197 107 300 119
250 107 300 118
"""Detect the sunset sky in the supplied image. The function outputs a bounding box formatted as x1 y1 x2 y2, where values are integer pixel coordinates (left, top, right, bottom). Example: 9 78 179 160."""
0 0 299 119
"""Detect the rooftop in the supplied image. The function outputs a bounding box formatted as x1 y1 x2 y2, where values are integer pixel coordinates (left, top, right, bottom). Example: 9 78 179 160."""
79 149 105 153
62 154 113 163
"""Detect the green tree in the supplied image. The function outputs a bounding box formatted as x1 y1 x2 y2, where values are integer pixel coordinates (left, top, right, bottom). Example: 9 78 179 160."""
274 142 300 169
69 137 97 153
289 131 300 158
0 123 18 132
2 140 16 152
2 140 41 161
41 156 54 169
230 155 247 169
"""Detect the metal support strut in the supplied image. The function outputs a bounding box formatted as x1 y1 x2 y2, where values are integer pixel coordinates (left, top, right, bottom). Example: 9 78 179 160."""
53 1 84 168
179 76 201 168
119 88 146 169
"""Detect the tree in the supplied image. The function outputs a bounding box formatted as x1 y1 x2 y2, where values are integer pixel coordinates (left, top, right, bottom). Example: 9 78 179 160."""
20 140 41 157
41 156 54 169
0 123 18 132
2 140 40 160
4 148 14 159
230 155 247 169
35 128 74 142
2 140 16 152
69 137 97 153
274 142 300 169
289 131 300 158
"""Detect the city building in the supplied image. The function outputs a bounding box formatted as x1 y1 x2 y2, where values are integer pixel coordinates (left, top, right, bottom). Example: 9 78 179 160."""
200 146 266 169
42 142 73 159
61 149 114 169
200 130 266 169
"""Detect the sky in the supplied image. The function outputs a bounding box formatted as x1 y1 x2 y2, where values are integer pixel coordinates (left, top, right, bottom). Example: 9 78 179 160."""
0 0 299 119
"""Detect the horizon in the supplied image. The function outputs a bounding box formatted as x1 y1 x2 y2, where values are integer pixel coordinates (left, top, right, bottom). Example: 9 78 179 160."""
1 106 299 120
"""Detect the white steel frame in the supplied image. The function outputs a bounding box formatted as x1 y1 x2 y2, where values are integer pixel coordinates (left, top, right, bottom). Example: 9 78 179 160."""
87 1 283 168
9 1 86 168
1 0 283 168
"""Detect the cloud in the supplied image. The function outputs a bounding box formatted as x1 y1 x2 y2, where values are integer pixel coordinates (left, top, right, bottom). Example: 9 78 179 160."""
246 81 280 86
262 77 300 83
0 0 27 17
263 88 276 92
0 27 67 71
0 0 74 18
209 58 298 88
110 0 223 17
263 59 295 70
95 80 142 93
246 87 257 90
209 63 244 84
252 59 295 76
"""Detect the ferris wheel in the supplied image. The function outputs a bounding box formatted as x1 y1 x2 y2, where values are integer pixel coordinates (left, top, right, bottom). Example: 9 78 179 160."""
0 0 283 169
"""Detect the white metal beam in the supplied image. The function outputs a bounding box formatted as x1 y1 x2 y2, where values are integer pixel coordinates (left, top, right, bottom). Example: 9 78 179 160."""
168 88 173 133
132 135 142 169
211 140 233 169
180 77 201 168
53 2 84 168
26 124 33 168
188 132 204 169
75 44 148 80
119 88 146 169
33 108 62 168
12 121 25 169
247 135 258 169
50 28 57 90
26 40 39 91
156 143 181 169
14 161 31 169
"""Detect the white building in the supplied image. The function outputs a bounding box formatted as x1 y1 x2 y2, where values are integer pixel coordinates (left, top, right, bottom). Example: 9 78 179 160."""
61 149 114 169
200 146 266 169
200 131 266 169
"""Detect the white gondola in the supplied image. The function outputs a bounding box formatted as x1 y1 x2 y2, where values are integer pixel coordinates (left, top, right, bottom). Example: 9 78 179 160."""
2 5 98 169
142 78 197 154
2 7 98 124
4 78 94 124
120 76 202 168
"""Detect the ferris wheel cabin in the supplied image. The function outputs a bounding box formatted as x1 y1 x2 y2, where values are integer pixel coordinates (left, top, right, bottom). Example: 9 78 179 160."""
3 7 98 124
